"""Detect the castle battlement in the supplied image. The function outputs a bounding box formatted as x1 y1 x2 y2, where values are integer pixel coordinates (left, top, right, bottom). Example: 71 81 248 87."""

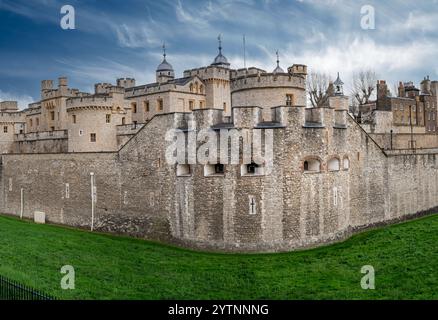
66 96 115 109
231 67 267 79
0 101 19 111
231 73 305 92
125 81 190 98
183 66 231 81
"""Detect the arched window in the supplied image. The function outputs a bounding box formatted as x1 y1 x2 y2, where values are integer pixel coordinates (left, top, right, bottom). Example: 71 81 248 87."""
328 158 340 171
199 85 204 94
343 157 350 170
189 84 194 93
303 159 321 173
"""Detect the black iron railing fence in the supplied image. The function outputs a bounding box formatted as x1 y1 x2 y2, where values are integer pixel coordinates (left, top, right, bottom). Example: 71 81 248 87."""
0 275 56 300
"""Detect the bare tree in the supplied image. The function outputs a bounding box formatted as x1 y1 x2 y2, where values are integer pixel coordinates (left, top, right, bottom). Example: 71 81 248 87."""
307 72 331 108
351 70 377 106
349 96 360 118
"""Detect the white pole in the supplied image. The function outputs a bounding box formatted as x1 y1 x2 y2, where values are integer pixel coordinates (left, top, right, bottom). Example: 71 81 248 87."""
90 172 95 231
243 34 246 70
20 188 24 219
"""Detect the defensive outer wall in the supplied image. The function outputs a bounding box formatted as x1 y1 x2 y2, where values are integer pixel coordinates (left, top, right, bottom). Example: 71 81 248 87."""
1 106 437 252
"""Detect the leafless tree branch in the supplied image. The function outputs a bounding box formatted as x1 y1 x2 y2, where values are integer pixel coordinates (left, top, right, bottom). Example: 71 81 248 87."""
307 72 331 108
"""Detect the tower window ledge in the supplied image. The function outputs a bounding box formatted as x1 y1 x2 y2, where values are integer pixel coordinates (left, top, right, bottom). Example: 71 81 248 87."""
303 122 325 129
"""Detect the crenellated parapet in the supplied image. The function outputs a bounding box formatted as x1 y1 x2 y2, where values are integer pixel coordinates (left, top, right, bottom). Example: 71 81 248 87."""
231 73 305 92
192 108 224 129
271 105 306 127
304 107 337 128
183 66 231 81
230 67 267 79
66 96 115 110
117 78 136 89
66 93 127 112
233 106 262 128
40 77 89 101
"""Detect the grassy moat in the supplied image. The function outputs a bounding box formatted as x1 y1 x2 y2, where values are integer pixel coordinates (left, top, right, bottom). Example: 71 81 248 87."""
0 214 436 300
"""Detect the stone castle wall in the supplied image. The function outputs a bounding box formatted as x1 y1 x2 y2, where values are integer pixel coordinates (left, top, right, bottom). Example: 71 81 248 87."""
1 107 437 252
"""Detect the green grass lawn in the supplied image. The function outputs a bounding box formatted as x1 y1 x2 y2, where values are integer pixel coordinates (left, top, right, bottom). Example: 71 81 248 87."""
0 214 437 300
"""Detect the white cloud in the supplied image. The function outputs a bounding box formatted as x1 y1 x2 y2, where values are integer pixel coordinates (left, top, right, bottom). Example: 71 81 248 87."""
404 11 438 33
55 57 153 90
0 90 35 110
283 36 438 93
114 23 162 48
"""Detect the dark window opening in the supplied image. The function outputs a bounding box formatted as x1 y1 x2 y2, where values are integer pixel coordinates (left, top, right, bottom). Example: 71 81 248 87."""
247 162 259 175
215 164 225 174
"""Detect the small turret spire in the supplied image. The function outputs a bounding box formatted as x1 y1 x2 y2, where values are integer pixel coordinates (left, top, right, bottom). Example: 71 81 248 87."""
273 50 285 74
162 42 166 60
211 34 230 68
333 72 344 95
218 34 222 54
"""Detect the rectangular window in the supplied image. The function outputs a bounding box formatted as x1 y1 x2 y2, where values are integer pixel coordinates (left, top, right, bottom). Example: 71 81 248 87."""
3 126 7 133
144 101 150 112
286 94 294 106
72 115 76 124
199 101 204 109
189 100 194 110
36 118 39 126
131 102 137 113
65 183 70 199
106 114 111 123
90 133 96 142
50 111 55 120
